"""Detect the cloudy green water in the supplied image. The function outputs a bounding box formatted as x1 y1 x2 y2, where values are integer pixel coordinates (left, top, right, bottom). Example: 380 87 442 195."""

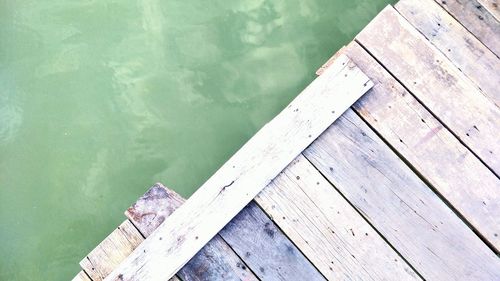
0 0 394 279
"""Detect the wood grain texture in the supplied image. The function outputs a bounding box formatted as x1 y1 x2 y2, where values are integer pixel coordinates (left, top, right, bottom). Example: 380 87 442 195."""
356 6 500 175
105 55 373 281
303 109 500 280
434 0 500 56
478 0 500 21
396 0 500 106
128 184 322 280
76 183 256 281
79 220 143 281
72 271 92 281
219 202 325 281
125 183 185 237
125 183 258 281
256 155 421 280
342 41 500 251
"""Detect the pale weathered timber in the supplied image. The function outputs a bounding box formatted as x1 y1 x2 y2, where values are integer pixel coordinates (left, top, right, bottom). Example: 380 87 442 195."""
104 55 373 281
478 0 500 21
396 0 500 106
434 0 500 56
303 109 500 280
76 183 257 281
256 154 421 281
219 202 326 281
356 6 500 175
79 220 143 280
125 183 258 281
316 46 346 76
339 41 500 251
128 184 324 280
72 271 92 281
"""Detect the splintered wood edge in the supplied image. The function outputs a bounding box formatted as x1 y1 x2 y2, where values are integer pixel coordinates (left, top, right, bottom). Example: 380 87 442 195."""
315 46 346 76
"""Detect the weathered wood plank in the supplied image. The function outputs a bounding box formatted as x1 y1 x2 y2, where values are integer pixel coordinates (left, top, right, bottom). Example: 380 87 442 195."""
341 41 500 251
396 0 500 106
129 184 323 280
125 183 185 237
303 109 500 280
219 201 325 281
434 0 500 56
356 6 500 175
478 0 500 21
105 55 373 281
256 154 421 280
125 183 258 281
76 183 257 281
72 271 92 281
79 220 143 280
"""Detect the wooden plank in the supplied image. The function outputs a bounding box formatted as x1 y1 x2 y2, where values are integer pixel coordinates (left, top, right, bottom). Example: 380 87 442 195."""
303 109 500 280
219 201 326 281
77 183 257 281
104 55 373 281
343 41 500 251
396 0 500 106
434 0 500 56
72 271 92 281
478 0 500 21
125 183 185 237
356 6 500 175
256 155 421 280
130 184 323 280
79 220 143 280
125 183 258 281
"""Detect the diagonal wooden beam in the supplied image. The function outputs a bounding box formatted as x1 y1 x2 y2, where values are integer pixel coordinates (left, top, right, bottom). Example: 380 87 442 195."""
105 54 373 281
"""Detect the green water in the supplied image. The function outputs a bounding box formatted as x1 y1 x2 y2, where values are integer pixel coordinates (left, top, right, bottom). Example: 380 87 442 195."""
0 0 393 279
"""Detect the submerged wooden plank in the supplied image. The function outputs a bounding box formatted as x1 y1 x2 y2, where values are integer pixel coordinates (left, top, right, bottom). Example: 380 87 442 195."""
396 0 500 106
219 202 325 281
303 109 500 280
357 6 500 175
256 155 421 280
125 183 258 281
478 0 500 21
345 41 500 251
434 0 500 56
79 220 143 280
105 55 373 281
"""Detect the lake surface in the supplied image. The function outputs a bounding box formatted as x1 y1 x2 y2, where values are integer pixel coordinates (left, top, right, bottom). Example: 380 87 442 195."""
0 0 393 279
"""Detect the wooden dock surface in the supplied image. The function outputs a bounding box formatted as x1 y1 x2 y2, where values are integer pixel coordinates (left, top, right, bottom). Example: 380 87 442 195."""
73 0 500 280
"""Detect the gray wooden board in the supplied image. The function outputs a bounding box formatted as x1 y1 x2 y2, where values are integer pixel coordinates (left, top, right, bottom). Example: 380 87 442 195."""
478 0 500 21
105 55 373 281
356 6 500 175
342 41 500 251
303 109 500 280
74 183 257 281
434 0 500 56
396 0 500 106
79 220 144 281
219 201 326 281
256 155 421 280
129 184 324 281
125 183 258 281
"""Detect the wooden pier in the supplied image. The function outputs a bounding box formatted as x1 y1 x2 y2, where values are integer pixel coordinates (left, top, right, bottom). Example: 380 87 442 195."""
73 0 500 280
